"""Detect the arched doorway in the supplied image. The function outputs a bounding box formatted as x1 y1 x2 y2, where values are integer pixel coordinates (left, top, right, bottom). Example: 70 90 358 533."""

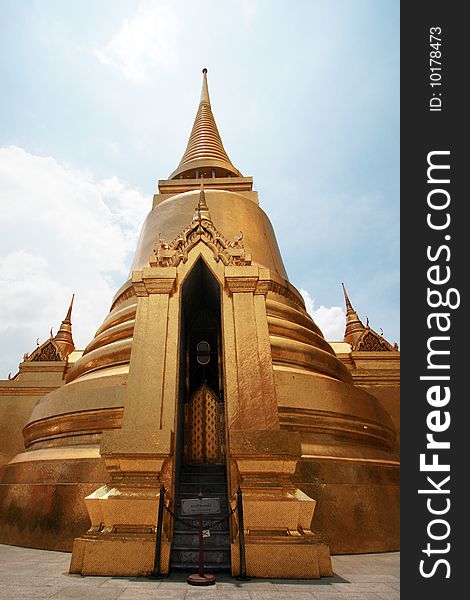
171 258 230 572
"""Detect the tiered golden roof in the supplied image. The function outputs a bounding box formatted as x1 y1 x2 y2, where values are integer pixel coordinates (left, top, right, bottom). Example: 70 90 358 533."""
169 69 241 180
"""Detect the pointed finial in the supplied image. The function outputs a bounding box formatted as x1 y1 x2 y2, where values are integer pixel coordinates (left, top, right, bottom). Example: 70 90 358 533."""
53 295 75 358
199 178 208 209
64 294 74 323
341 282 354 314
193 178 212 222
341 282 366 346
200 67 210 105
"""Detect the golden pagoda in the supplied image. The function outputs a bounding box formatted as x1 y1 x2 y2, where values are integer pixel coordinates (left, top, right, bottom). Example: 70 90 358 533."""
0 70 399 579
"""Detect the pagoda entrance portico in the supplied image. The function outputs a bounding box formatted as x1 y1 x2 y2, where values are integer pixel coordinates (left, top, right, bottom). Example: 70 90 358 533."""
179 259 226 467
171 258 231 571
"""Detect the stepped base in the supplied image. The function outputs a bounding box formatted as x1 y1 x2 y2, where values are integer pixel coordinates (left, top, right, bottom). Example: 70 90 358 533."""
231 535 333 579
171 562 231 573
69 534 171 576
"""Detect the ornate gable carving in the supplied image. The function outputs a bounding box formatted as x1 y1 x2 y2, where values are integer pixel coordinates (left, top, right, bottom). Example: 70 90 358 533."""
150 193 251 268
353 329 396 352
28 340 63 362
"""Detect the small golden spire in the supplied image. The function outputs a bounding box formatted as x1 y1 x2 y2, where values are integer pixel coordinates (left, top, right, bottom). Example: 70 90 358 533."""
53 294 75 359
341 283 366 346
169 68 241 179
193 179 212 222
64 293 74 323
342 282 354 313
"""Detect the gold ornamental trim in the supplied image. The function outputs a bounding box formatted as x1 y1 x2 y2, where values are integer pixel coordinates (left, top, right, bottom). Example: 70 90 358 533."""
65 338 132 383
132 267 177 296
0 386 60 396
85 319 135 355
225 276 259 294
278 406 395 448
23 407 124 448
351 372 400 385
9 446 102 464
150 187 251 269
267 281 304 308
110 286 136 311
301 454 400 466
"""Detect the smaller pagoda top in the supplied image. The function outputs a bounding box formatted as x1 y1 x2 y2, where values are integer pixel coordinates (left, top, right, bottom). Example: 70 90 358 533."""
342 283 398 352
24 295 76 362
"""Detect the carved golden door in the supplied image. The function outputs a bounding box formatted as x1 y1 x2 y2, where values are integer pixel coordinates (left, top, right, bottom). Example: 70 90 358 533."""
184 383 225 464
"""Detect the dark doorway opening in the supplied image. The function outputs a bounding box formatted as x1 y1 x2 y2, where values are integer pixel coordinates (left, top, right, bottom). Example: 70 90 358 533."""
171 259 230 572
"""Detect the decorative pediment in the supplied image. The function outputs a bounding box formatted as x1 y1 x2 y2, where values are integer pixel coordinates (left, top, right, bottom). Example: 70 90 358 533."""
27 339 64 362
150 191 251 268
353 329 397 352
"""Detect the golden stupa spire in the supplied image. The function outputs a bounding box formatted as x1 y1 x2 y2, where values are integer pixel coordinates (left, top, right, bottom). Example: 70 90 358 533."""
53 294 75 359
342 283 366 346
169 68 241 180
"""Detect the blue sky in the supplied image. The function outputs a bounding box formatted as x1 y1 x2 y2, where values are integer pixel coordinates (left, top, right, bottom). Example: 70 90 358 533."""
0 0 399 377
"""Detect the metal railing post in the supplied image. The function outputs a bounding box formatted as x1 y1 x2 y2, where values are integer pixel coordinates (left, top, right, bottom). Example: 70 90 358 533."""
150 483 165 579
236 485 250 580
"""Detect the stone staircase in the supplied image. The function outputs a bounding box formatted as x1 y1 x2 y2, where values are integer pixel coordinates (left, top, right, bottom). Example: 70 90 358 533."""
170 464 231 572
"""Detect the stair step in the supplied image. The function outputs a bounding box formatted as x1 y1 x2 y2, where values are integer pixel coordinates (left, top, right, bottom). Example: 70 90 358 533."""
175 521 229 535
171 548 231 564
173 512 229 518
178 476 226 485
172 543 230 551
170 562 231 572
171 464 230 570
181 464 223 468
177 480 227 488
177 490 227 499
173 533 230 546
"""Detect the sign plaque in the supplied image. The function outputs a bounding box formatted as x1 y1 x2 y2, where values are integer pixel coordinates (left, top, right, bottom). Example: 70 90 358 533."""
181 497 221 515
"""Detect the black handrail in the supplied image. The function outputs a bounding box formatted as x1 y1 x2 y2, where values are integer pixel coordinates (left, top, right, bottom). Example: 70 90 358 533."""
150 483 165 579
236 485 250 580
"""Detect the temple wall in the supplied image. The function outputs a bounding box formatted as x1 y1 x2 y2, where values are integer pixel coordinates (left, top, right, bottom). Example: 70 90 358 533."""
0 354 107 552
0 393 39 468
332 345 400 455
294 457 399 554
0 362 68 467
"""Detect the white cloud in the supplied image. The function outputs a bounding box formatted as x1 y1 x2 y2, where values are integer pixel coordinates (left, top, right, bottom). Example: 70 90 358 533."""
0 146 149 376
312 305 345 342
300 287 315 316
94 2 180 84
300 288 345 342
